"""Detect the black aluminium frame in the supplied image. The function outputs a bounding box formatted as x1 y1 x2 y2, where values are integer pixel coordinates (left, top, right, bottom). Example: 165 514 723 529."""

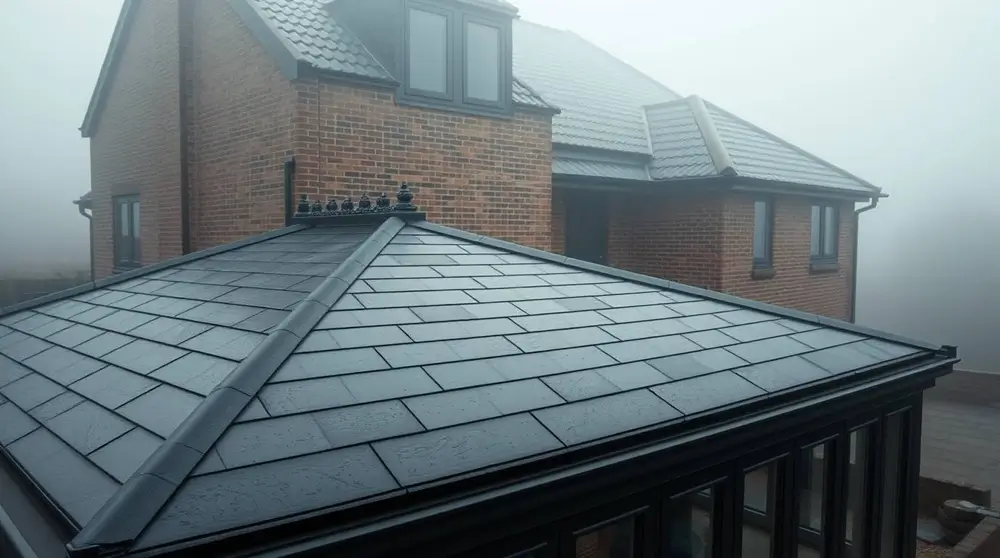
122 353 950 558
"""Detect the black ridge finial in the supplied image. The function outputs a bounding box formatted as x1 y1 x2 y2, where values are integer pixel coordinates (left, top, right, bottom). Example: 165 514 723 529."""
358 193 372 211
325 198 338 212
310 199 323 214
376 193 390 211
394 183 416 212
297 194 310 215
341 197 354 212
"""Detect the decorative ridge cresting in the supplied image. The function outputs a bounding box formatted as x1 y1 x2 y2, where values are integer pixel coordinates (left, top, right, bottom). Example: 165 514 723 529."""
295 183 418 218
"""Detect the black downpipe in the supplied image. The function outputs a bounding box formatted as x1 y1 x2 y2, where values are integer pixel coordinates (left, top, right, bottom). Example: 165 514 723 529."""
850 196 882 322
75 204 95 282
283 157 296 226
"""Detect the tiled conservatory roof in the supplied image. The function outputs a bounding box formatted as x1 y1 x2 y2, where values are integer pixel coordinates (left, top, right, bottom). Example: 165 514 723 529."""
0 201 944 556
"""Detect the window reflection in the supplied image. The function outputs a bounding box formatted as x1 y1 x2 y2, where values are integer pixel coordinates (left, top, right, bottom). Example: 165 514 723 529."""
741 462 778 557
880 413 907 558
576 516 635 558
845 427 872 557
799 443 828 558
664 487 713 558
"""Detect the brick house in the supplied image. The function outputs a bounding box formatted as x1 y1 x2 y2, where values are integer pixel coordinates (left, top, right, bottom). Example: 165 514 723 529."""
78 0 883 321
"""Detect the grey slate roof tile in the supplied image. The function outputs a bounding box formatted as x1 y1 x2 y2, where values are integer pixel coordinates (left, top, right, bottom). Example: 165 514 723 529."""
735 356 831 393
102 340 188 375
542 370 619 401
404 379 562 429
533 390 681 446
720 321 795 342
129 317 212 345
149 354 236 396
373 414 562 486
597 362 669 390
725 336 812 364
106 293 158 310
118 385 202 438
29 392 84 422
682 329 739 349
234 398 269 423
357 290 477 308
234 309 291 332
651 371 767 415
67 305 118 324
214 287 305 310
71 366 160 409
90 428 163 483
377 336 521 368
7 429 119 524
297 326 410 352
180 328 265 361
0 402 39 445
801 342 886 375
28 317 74 338
340 368 440 403
132 296 203 317
0 356 33 388
90 310 156 333
412 302 525 322
75 332 133 358
401 318 522 343
272 349 389 382
716 310 775 326
507 327 617 353
316 308 422 329
47 401 133 454
259 377 357 416
1 373 65 411
599 335 701 363
23 347 103 384
1 335 53 361
312 400 425 448
177 302 263 327
648 348 749 381
46 324 104 348
791 328 867 350
41 300 93 320
216 414 331 469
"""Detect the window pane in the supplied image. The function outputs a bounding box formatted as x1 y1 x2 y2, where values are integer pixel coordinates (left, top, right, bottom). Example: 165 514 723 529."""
466 22 500 102
664 488 713 558
409 9 448 94
799 444 828 558
823 206 837 256
131 202 140 239
845 427 873 558
576 516 634 558
742 462 778 557
879 413 907 558
810 205 821 256
119 201 130 237
753 200 769 262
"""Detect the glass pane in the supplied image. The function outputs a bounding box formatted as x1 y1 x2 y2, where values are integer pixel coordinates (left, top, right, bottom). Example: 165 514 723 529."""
753 200 769 261
823 206 837 256
408 9 448 94
845 427 872 558
879 413 907 558
664 488 713 558
810 205 821 256
799 444 828 558
466 22 500 102
119 201 130 237
576 516 634 558
742 462 778 557
131 202 140 239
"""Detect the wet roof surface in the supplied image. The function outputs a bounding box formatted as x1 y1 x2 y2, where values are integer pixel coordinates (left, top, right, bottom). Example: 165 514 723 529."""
0 226 372 527
131 224 927 548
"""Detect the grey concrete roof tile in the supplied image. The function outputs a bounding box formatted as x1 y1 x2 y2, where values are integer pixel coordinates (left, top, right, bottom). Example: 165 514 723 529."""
533 390 681 446
216 414 331 469
651 371 766 415
117 385 203 438
373 414 562 486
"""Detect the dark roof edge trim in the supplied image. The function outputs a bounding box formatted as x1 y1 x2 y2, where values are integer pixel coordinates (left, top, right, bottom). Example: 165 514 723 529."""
0 443 79 534
702 99 881 193
67 217 408 554
410 220 940 351
80 0 136 137
0 498 40 558
0 223 307 317
687 96 737 177
731 179 880 201
229 0 302 81
232 354 955 558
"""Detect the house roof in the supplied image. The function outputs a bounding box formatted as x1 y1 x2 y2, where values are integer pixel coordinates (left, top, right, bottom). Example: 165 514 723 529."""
0 204 948 555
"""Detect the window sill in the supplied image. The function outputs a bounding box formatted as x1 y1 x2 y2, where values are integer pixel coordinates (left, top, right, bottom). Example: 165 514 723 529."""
751 266 775 280
809 260 839 274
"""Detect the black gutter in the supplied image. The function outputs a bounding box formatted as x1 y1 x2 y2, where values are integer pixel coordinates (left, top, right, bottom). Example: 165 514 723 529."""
72 198 95 283
283 157 296 226
850 195 883 323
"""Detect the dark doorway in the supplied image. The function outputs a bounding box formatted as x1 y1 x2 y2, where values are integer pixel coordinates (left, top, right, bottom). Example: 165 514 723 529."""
564 191 608 265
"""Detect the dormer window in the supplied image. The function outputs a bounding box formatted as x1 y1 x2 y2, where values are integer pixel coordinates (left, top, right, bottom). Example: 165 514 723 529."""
402 0 512 115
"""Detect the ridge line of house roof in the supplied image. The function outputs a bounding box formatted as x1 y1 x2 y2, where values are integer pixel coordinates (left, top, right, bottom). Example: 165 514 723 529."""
80 0 136 137
702 99 881 194
685 95 737 177
67 217 409 555
0 225 310 319
408 220 940 351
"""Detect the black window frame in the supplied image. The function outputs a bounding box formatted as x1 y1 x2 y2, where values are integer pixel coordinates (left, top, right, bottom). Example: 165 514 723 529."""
752 198 774 271
112 194 141 270
810 202 839 263
400 0 512 117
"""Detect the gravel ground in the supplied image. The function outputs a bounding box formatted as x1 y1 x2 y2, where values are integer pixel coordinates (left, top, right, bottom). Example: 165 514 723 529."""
916 540 952 557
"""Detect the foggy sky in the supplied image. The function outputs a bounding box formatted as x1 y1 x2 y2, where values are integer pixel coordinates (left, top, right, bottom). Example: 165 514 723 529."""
0 0 997 370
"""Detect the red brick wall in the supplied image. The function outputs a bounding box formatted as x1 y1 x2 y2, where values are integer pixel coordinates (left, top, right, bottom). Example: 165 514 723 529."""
187 0 297 250
559 188 854 319
605 190 724 291
89 0 183 278
293 79 554 251
721 193 854 320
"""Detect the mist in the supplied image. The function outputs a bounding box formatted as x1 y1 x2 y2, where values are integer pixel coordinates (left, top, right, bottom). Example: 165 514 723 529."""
0 0 996 371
